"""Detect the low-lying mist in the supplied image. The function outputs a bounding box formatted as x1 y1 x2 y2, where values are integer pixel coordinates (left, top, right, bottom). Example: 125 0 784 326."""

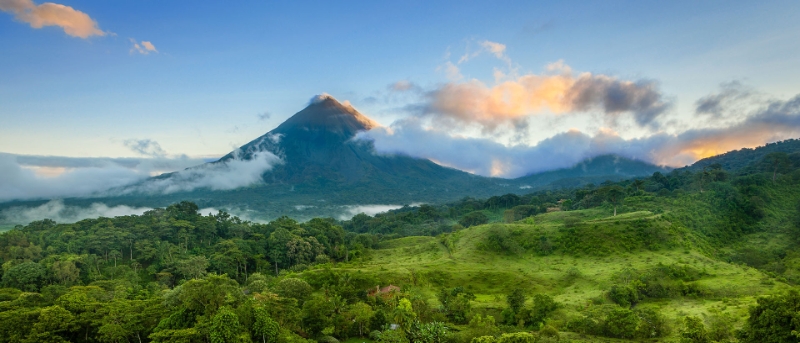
0 200 152 225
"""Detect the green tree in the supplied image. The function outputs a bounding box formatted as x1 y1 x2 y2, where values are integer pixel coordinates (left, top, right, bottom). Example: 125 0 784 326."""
210 306 247 343
274 278 312 304
51 260 80 285
177 274 245 317
268 228 293 273
738 291 800 343
349 302 374 337
764 152 791 182
437 287 475 324
24 305 75 343
605 307 639 339
252 306 279 343
680 316 710 343
3 261 46 292
599 185 626 216
459 211 489 228
529 294 559 328
394 298 417 333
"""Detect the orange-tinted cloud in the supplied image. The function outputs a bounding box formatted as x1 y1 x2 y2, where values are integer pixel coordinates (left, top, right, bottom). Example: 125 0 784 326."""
130 39 157 55
424 62 671 131
0 0 105 38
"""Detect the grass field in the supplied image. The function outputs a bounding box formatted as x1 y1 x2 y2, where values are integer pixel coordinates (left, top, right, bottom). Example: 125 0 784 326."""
308 206 790 341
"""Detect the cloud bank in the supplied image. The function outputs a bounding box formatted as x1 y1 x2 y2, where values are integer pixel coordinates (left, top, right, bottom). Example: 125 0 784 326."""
0 0 105 38
0 200 151 225
0 153 150 202
122 150 282 195
0 134 286 202
360 92 800 178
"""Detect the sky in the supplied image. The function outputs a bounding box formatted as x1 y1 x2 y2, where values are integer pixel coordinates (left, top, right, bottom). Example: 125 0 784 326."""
2 0 800 201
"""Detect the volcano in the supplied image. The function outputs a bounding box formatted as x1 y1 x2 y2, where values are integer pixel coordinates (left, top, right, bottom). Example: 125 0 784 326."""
215 94 491 187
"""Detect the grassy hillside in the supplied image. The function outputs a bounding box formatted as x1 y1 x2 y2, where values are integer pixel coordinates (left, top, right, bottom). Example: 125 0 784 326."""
317 205 790 341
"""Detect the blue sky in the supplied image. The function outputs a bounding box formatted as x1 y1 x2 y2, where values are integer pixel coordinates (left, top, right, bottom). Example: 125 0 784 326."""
2 0 800 195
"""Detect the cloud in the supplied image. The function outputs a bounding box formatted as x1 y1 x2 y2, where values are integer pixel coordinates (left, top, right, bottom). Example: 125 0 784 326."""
389 80 420 92
0 200 151 225
0 141 211 202
695 81 758 119
0 0 105 38
458 40 510 64
120 149 282 195
338 204 404 220
124 139 167 158
419 61 672 132
257 111 271 121
0 153 147 202
358 93 800 177
130 38 157 55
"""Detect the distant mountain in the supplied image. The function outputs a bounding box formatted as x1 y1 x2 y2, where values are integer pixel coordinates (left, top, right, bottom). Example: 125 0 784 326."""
0 96 672 221
516 154 671 189
682 138 800 172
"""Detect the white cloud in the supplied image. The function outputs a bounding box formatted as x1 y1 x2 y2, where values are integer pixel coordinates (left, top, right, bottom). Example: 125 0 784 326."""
121 149 282 195
0 200 151 225
338 204 404 220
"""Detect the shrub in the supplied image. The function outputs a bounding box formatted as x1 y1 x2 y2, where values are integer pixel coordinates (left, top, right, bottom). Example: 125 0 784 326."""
529 294 559 327
369 330 381 341
275 278 313 304
459 212 489 228
497 332 535 343
680 316 710 343
605 308 639 339
608 284 639 308
317 336 339 343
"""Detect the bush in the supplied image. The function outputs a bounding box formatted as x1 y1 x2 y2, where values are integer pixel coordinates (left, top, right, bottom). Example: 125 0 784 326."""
529 294 559 327
605 308 639 339
738 290 800 343
483 225 522 255
608 284 639 308
369 330 381 341
680 316 710 343
459 212 489 228
377 329 409 343
497 332 535 343
275 278 313 304
317 336 339 343
538 325 559 340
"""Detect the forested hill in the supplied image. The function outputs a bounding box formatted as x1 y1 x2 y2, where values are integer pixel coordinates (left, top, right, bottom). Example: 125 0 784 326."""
515 154 669 190
683 138 800 172
1 140 800 342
